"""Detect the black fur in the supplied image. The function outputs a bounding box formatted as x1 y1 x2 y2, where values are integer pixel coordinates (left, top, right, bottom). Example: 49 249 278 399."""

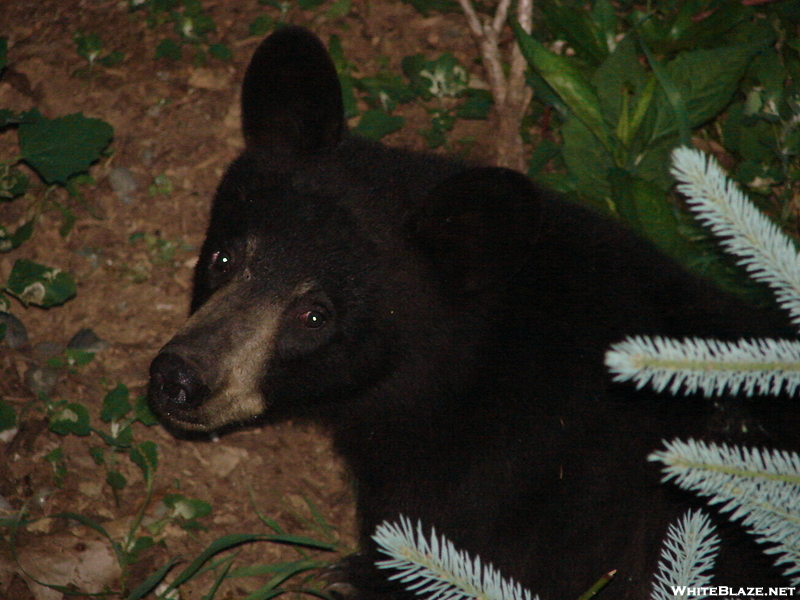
149 26 800 599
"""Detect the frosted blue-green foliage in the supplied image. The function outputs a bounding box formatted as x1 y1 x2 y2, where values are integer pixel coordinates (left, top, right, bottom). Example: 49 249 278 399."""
373 516 538 600
650 510 719 600
605 147 800 397
650 439 800 585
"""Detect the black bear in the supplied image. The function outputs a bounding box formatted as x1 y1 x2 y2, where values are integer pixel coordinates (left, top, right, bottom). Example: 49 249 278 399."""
148 25 800 600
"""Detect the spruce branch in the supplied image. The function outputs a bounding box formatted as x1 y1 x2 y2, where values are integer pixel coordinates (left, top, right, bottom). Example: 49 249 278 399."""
606 335 800 397
650 510 720 600
373 516 538 600
671 146 800 328
604 146 800 397
649 438 800 584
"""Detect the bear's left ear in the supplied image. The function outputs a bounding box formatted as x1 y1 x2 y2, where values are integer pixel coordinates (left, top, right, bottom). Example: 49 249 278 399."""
410 167 543 294
241 26 344 159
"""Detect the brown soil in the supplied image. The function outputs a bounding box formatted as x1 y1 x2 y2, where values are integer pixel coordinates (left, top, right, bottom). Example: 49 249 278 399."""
0 0 506 598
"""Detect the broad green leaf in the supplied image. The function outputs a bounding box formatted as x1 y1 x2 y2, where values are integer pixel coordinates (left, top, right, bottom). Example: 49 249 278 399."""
512 19 618 157
592 36 650 148
5 259 77 307
18 109 113 185
609 169 681 256
644 42 763 146
353 110 404 140
539 1 609 66
48 402 91 436
101 383 131 422
560 117 612 211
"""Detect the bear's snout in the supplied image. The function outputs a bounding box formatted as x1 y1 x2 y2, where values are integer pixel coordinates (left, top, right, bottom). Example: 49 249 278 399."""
148 351 210 414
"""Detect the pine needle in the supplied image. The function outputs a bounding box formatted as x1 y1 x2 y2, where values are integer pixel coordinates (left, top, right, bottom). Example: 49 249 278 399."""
372 516 538 600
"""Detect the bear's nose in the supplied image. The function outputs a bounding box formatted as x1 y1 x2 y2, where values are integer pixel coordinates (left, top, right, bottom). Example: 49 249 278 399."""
148 352 210 411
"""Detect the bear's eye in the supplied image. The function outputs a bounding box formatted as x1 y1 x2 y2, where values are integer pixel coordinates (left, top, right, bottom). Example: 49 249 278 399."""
210 250 233 273
299 310 327 329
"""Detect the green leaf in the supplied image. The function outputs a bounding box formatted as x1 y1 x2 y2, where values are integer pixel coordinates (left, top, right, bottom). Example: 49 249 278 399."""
512 19 618 157
125 557 182 600
399 0 459 17
0 399 17 433
456 89 493 120
209 43 231 61
645 42 763 146
48 402 91 436
357 72 417 112
134 395 158 426
353 110 404 140
99 50 125 67
101 383 131 422
156 38 182 61
403 53 467 100
164 532 335 595
0 220 34 253
0 165 30 200
163 494 212 520
5 259 77 307
610 169 682 256
327 0 351 18
89 446 105 465
0 109 19 127
297 0 324 9
560 117 612 211
74 32 104 65
18 109 113 185
96 422 134 448
106 470 127 490
130 440 158 478
249 15 274 37
328 35 359 120
0 37 7 72
539 1 609 66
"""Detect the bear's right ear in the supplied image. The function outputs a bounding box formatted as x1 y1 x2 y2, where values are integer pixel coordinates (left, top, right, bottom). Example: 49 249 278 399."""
410 167 543 294
241 26 344 159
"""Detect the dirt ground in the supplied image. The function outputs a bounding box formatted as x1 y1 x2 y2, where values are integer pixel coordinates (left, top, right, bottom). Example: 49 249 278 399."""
0 0 506 598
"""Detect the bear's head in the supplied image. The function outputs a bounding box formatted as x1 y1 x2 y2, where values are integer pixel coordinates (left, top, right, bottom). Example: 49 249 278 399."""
147 26 540 435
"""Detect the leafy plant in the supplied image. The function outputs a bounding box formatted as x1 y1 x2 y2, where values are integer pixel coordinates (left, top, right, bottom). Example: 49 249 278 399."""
74 31 125 74
130 0 231 62
1 41 114 313
513 0 800 297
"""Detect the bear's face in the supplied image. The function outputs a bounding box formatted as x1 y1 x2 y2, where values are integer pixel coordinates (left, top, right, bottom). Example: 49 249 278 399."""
149 153 405 432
